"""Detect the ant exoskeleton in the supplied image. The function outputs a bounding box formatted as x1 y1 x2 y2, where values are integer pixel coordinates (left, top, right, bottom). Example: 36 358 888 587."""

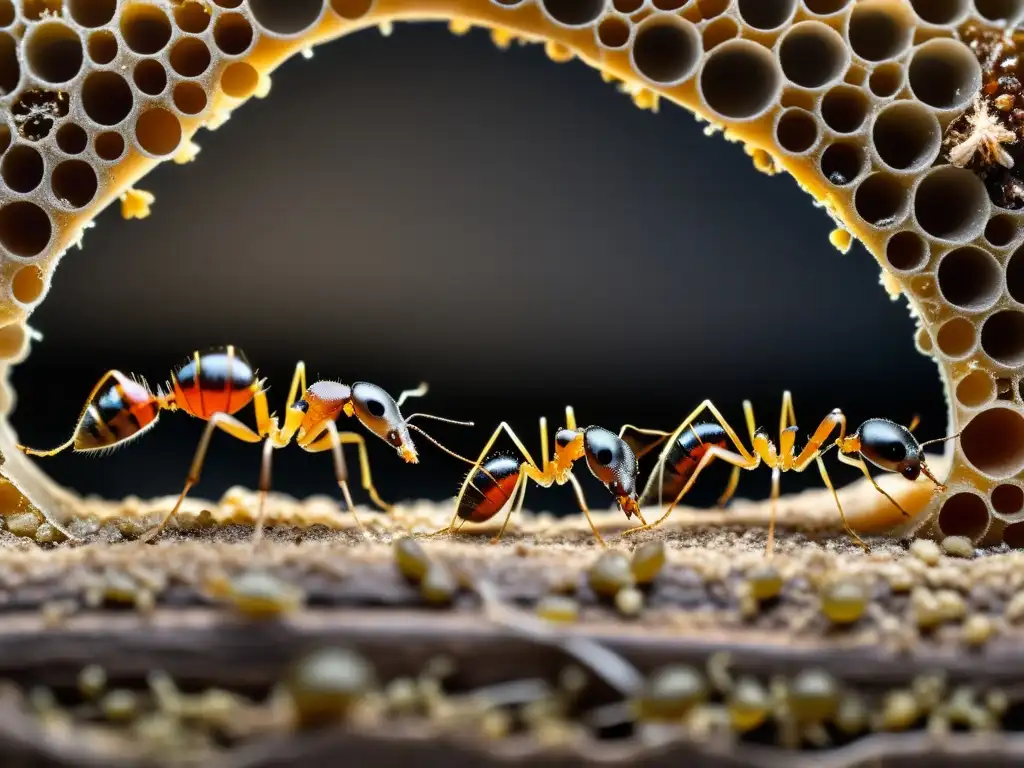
622 392 959 555
17 345 474 542
432 406 664 546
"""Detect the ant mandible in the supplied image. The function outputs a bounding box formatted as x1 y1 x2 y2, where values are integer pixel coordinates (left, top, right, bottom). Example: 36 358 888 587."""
433 406 665 546
622 392 958 555
17 345 473 542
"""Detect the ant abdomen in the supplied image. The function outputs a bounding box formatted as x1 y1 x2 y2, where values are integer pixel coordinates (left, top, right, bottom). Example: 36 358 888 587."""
171 346 255 420
457 455 521 523
72 371 158 451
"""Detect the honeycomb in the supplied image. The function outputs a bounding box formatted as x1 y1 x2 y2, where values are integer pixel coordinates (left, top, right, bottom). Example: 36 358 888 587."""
0 0 1020 546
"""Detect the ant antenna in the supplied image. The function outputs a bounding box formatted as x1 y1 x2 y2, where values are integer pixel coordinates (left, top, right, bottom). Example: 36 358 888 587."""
407 423 482 467
908 414 921 433
918 430 963 450
397 382 429 408
920 461 947 491
405 413 475 427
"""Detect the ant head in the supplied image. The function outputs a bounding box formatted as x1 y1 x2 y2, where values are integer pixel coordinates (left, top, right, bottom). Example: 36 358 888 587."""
582 426 640 518
854 418 923 480
350 382 417 463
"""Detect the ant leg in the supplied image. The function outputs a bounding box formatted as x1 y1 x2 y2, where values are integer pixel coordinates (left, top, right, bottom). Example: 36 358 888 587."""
815 454 869 552
566 472 606 547
792 409 846 469
836 451 911 518
618 424 672 461
396 382 428 408
565 406 577 431
303 421 364 531
540 416 549 474
766 466 781 557
624 445 758 537
305 427 379 516
491 470 529 544
252 439 275 547
716 466 742 508
139 413 262 543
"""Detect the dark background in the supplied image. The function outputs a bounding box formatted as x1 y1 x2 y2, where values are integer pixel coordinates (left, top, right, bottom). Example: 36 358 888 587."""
10 24 946 512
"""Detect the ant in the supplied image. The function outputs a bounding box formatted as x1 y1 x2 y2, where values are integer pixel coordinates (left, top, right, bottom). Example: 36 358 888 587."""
433 406 664 546
621 392 958 555
17 345 473 542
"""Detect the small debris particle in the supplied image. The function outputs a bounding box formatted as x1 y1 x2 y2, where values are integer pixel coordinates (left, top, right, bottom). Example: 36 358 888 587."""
630 540 665 584
1006 591 1024 623
911 586 944 630
120 189 155 220
286 647 377 729
420 562 457 606
936 589 966 622
544 41 573 63
384 678 419 716
588 551 634 598
728 677 770 732
101 690 140 722
942 536 975 558
78 665 107 700
394 536 431 583
635 666 708 721
615 586 644 618
747 564 783 601
480 708 512 739
910 538 942 566
33 522 63 543
963 614 994 647
878 690 920 731
5 511 41 538
209 570 304 618
535 595 579 624
835 694 869 735
448 18 471 35
829 228 853 254
820 580 867 625
788 669 841 723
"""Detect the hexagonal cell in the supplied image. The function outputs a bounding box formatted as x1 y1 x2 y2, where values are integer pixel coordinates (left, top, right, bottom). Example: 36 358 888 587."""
868 62 903 98
992 483 1024 517
630 15 700 86
121 2 173 55
986 213 1018 247
56 122 87 155
777 22 848 90
25 21 83 85
854 172 906 227
820 141 863 186
173 82 207 115
775 108 818 154
0 322 26 361
1007 244 1024 305
11 265 44 305
170 38 212 78
820 84 868 133
957 369 996 408
174 0 212 33
0 201 52 258
0 0 13 27
0 123 9 155
910 0 970 24
213 0 243 6
736 0 797 30
975 0 1024 22
94 131 125 161
51 159 98 209
68 0 116 28
214 13 255 57
981 310 1024 367
87 30 118 65
0 31 21 97
82 71 134 126
847 1 912 62
961 406 1024 478
702 17 737 51
698 40 781 121
135 108 182 157
0 144 42 193
936 246 1002 311
652 0 686 11
908 39 982 112
696 0 730 17
936 491 990 540
541 0 605 26
871 101 940 173
134 59 167 96
936 316 977 358
331 0 374 18
913 167 989 243
597 16 630 49
885 230 928 272
221 62 260 99
250 0 324 33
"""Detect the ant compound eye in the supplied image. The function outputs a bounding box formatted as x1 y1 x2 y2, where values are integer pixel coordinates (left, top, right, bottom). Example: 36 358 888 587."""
367 399 386 418
291 400 309 414
597 448 614 466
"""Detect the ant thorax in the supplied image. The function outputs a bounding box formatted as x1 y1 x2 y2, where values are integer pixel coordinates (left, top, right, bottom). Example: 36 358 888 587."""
552 430 585 482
